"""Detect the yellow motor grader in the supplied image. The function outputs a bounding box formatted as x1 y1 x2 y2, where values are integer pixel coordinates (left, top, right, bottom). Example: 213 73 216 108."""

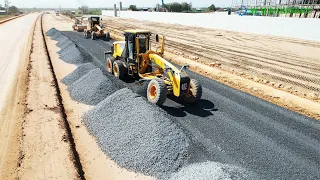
83 16 110 41
105 30 202 105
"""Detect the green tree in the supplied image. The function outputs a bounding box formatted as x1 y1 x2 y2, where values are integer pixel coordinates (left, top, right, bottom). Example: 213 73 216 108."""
8 6 19 14
166 2 182 12
129 5 138 11
79 5 88 14
181 2 191 12
208 4 216 12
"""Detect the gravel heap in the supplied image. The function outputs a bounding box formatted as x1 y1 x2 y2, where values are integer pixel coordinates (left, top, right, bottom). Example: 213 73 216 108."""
46 28 58 37
61 63 97 86
83 88 190 178
169 161 260 180
68 68 119 105
58 43 85 64
46 28 87 64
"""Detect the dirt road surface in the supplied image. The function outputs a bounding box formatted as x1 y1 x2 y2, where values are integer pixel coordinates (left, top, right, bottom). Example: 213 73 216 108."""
0 14 38 179
1 14 79 180
102 16 320 102
17 15 78 180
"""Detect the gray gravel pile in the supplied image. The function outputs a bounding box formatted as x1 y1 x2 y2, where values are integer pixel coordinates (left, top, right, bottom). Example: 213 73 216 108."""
46 28 87 64
50 30 64 41
61 63 97 86
68 68 119 105
169 161 261 180
46 28 58 37
83 88 190 178
59 44 85 64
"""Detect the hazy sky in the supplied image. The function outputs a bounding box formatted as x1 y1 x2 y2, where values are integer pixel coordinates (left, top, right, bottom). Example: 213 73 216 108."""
5 0 233 8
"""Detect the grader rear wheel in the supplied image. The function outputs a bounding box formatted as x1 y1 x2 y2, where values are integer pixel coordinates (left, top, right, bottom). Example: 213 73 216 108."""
107 57 115 74
147 78 167 105
91 32 96 40
183 79 202 104
105 32 110 41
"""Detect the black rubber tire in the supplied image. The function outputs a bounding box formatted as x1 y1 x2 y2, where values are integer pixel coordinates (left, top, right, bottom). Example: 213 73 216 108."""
84 31 89 39
105 32 110 41
113 60 126 80
183 79 202 104
106 57 115 74
91 32 95 40
147 78 167 105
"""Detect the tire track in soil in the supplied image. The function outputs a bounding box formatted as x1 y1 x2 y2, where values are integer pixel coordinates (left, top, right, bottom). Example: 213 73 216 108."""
39 14 86 180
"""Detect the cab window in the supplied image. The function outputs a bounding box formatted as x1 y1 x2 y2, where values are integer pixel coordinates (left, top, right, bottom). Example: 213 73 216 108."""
128 41 134 59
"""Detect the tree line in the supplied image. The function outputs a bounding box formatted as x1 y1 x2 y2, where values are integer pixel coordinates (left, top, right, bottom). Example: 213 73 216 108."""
129 3 217 12
0 4 20 14
164 2 192 12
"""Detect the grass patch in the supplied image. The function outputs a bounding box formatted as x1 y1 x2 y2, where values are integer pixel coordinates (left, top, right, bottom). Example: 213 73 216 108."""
88 10 102 15
0 15 9 21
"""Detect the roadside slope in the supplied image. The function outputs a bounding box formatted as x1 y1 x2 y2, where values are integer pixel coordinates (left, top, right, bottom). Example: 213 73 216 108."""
0 13 39 179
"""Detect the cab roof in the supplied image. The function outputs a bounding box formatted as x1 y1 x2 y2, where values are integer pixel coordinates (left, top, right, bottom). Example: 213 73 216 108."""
124 30 151 34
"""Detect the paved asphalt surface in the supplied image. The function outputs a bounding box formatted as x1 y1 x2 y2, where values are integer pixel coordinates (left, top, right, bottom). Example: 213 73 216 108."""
59 30 320 180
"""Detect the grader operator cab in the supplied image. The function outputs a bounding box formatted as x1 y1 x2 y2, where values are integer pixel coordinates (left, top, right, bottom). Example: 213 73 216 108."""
105 30 202 105
83 16 110 41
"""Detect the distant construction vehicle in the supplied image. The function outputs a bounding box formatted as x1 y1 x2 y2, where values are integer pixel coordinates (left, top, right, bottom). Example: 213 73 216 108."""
83 16 110 41
105 30 202 105
72 17 86 32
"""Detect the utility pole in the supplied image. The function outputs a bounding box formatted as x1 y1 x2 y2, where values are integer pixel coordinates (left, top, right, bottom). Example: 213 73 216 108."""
4 0 10 12
59 4 61 12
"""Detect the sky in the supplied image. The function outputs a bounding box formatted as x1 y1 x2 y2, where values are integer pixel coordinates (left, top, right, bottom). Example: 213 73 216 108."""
4 0 233 9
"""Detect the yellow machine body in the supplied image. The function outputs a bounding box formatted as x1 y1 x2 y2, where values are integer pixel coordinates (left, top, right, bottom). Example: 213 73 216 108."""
111 30 190 97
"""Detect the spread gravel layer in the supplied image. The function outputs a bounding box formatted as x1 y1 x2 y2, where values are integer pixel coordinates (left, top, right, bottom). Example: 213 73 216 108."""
68 68 119 105
61 63 96 86
83 88 190 179
169 161 261 180
46 28 89 64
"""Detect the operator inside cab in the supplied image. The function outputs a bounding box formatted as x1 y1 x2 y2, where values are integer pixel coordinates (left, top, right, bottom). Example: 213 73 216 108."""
99 22 104 28
137 34 148 53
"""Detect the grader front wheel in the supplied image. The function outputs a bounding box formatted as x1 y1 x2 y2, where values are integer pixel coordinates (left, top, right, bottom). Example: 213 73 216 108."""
147 78 167 105
183 79 202 104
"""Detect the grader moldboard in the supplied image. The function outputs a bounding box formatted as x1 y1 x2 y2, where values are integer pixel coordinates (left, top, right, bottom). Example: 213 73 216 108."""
105 30 202 105
83 16 110 41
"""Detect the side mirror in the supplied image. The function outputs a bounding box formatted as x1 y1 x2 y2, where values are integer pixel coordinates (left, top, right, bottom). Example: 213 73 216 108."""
155 34 159 42
104 51 112 59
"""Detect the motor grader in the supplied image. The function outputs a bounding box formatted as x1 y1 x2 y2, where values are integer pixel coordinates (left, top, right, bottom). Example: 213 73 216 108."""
83 16 110 41
72 17 87 32
105 30 202 105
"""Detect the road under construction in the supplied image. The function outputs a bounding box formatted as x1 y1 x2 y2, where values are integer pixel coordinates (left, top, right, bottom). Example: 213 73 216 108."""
0 11 320 180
